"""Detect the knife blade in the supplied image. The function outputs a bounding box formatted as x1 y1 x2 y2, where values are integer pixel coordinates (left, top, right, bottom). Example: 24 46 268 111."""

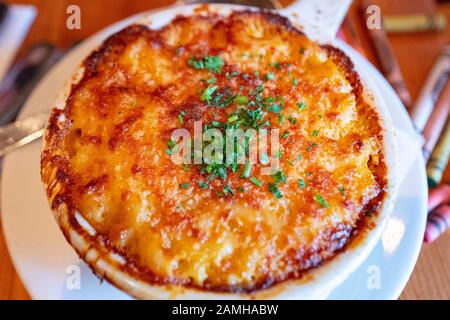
0 111 48 157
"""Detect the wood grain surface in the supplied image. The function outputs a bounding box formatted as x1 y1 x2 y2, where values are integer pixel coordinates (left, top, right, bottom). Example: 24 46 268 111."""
0 0 449 300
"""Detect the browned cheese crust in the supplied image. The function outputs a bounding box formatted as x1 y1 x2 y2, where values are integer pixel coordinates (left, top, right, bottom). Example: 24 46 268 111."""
41 10 387 293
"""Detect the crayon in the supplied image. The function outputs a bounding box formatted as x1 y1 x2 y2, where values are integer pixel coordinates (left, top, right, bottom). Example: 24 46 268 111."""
411 45 450 132
341 16 367 58
383 14 447 33
425 204 450 243
427 120 450 187
422 80 450 162
428 183 450 212
361 1 413 111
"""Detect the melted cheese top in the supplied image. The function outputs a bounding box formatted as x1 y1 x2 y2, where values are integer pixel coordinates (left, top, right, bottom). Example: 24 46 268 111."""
42 11 387 292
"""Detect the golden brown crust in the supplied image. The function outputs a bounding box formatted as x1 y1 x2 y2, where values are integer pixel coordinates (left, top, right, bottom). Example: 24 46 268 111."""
41 10 387 293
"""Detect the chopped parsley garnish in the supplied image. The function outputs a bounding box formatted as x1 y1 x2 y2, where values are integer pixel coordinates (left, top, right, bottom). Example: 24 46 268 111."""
234 95 248 105
227 115 239 123
297 102 307 111
200 86 218 104
250 177 263 187
188 55 224 74
198 181 209 189
265 102 283 114
307 143 318 151
265 72 275 81
282 131 289 138
275 149 283 159
178 111 185 125
298 179 306 189
223 184 234 196
271 170 287 184
179 182 190 189
238 107 269 130
241 162 252 178
268 183 283 198
312 130 319 137
165 139 176 155
287 116 297 124
314 192 330 208
272 62 282 69
292 78 298 87
204 163 228 181
339 186 345 196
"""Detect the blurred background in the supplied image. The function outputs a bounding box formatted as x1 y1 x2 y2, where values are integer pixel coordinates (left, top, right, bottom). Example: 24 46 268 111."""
0 0 449 299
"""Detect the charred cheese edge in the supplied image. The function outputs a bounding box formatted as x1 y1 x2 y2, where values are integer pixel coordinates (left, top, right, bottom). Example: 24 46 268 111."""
41 11 388 293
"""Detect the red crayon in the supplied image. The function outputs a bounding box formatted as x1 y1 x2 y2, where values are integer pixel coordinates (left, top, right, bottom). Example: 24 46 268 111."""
425 204 450 243
428 183 450 212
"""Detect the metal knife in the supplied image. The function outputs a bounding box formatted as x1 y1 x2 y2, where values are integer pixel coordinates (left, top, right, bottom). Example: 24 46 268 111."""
0 111 48 157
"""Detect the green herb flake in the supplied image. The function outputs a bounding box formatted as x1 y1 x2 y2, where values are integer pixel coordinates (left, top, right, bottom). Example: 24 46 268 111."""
282 131 289 138
298 179 306 189
200 86 218 103
196 181 208 189
265 72 275 81
223 184 234 196
272 62 282 69
312 130 319 137
241 162 252 178
307 143 318 152
250 177 263 187
179 182 190 189
297 102 307 111
227 115 239 123
188 55 224 74
314 192 330 208
178 111 185 125
234 95 248 105
287 116 297 124
272 170 287 184
266 103 283 114
165 139 176 155
293 78 298 87
268 183 283 198
275 149 283 159
339 186 345 196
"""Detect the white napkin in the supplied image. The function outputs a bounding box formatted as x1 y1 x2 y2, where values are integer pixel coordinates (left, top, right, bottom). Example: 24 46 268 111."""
0 4 37 83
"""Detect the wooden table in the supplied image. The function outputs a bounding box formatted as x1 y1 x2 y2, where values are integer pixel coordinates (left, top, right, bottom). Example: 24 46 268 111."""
0 0 449 300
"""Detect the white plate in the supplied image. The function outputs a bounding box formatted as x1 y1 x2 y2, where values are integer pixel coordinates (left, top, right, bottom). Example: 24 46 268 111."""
0 10 427 300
